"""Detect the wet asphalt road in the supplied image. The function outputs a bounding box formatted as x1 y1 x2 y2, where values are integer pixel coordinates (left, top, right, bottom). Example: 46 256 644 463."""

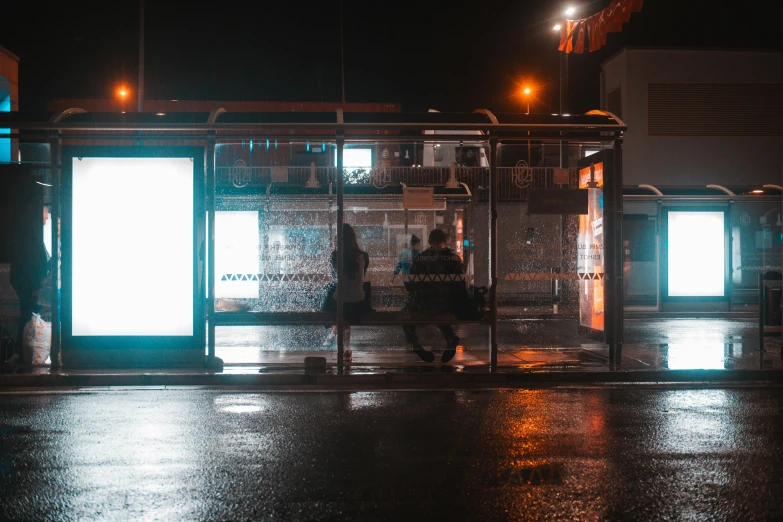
2 387 783 521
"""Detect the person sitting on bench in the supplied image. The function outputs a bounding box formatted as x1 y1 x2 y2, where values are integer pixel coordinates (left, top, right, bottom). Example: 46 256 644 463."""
402 229 464 363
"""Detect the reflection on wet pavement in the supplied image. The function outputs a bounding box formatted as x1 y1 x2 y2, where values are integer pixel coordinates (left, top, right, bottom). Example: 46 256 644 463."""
215 318 781 371
1 388 781 521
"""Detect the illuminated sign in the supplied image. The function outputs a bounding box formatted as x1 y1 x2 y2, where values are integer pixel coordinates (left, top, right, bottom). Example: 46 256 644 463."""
579 163 603 188
215 211 260 298
578 162 604 331
667 211 725 297
71 157 194 336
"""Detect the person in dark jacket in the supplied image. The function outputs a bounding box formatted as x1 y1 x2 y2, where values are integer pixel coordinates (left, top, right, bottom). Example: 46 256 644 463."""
9 240 50 362
402 229 464 363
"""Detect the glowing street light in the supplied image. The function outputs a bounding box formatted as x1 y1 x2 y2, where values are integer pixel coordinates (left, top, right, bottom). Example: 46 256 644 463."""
523 87 532 114
553 23 562 31
116 86 130 112
564 6 576 17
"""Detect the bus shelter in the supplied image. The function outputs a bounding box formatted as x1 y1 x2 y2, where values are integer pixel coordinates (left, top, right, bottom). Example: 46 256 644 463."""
0 109 626 371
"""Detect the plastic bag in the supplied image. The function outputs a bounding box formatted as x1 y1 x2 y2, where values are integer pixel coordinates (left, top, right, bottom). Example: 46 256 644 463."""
23 313 51 366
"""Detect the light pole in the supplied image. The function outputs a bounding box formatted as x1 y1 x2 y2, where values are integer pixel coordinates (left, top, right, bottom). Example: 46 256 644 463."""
554 5 576 168
138 0 144 112
340 0 346 103
523 87 532 165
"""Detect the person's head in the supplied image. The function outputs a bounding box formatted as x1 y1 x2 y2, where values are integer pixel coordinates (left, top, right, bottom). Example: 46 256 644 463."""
410 235 421 247
339 224 363 278
342 223 360 253
428 229 447 248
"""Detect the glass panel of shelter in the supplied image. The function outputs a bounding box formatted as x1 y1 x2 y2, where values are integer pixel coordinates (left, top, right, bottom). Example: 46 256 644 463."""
494 143 611 365
210 139 489 367
730 201 783 306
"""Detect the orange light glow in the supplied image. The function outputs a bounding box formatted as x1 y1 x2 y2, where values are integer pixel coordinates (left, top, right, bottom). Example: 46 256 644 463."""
456 217 464 256
523 87 531 96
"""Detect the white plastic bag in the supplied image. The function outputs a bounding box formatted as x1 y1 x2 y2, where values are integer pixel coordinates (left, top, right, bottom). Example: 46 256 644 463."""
23 313 51 366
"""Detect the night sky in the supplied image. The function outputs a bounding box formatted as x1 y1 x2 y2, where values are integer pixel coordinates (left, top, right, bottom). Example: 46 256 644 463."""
2 0 781 114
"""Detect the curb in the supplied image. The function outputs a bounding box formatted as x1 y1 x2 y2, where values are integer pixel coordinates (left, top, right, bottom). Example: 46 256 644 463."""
1 369 782 389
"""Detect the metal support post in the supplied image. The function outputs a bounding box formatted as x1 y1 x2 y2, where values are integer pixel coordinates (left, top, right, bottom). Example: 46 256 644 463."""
206 134 217 367
138 0 145 112
759 272 765 353
336 132 345 374
489 138 499 370
606 139 624 365
49 134 62 369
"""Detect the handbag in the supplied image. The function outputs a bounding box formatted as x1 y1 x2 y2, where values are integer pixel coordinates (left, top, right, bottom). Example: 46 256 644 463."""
363 281 376 313
320 281 336 312
454 285 488 320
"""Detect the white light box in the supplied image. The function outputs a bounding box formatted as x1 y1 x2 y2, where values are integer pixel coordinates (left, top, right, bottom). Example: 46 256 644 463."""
71 157 194 336
215 211 259 298
668 211 725 297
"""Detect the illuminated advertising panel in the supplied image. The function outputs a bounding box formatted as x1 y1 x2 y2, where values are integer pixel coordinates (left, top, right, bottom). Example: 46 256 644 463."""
578 162 604 331
667 211 725 297
71 157 194 336
215 211 260 298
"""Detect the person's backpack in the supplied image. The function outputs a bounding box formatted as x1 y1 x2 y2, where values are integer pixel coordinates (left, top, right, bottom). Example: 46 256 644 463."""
454 285 488 320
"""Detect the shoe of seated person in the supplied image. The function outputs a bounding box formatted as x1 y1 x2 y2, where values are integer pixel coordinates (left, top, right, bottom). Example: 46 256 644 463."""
441 336 460 363
412 344 434 363
344 349 353 361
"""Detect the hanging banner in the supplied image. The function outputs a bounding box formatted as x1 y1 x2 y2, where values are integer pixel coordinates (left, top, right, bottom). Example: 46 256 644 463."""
559 0 644 54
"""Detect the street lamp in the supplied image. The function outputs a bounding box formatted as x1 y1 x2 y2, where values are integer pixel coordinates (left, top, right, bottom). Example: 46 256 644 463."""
116 86 130 113
554 5 577 168
523 87 532 166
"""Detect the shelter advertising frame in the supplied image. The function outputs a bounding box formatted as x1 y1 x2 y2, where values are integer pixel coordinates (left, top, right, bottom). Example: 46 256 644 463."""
60 146 205 367
661 205 730 304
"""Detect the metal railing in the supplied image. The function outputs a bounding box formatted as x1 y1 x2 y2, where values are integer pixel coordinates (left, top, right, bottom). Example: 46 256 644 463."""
216 165 579 200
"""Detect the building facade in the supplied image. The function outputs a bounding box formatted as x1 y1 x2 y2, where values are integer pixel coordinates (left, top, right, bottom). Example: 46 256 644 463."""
602 48 782 312
601 48 781 187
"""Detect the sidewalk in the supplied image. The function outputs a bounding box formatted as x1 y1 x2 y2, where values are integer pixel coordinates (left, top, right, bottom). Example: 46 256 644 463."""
2 342 781 389
2 309 780 389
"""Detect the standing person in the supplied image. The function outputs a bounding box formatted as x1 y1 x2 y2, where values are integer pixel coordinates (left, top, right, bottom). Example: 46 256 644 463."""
322 224 370 361
8 240 50 364
402 229 464 363
390 234 421 283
